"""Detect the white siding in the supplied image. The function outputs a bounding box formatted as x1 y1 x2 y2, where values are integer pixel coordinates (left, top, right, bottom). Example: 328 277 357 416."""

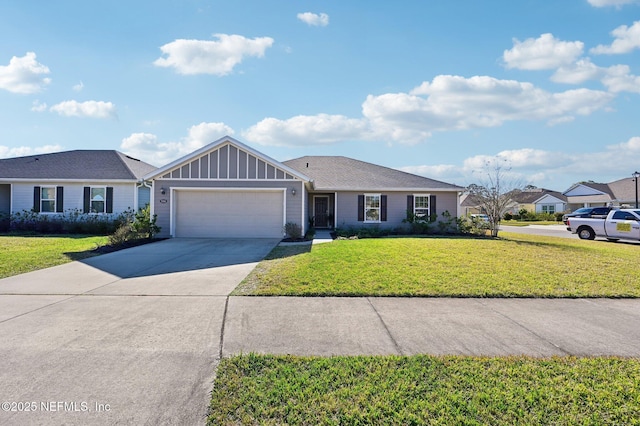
10 182 137 214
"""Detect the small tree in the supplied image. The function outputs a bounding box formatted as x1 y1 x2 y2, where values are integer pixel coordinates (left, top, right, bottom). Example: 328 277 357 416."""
131 205 161 239
466 159 524 237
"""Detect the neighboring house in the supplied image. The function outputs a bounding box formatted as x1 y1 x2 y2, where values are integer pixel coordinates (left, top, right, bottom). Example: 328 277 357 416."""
506 188 567 215
144 136 464 238
461 188 567 217
0 150 157 219
563 177 639 210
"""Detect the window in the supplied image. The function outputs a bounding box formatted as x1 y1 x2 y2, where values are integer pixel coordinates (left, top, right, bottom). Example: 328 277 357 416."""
364 194 380 222
414 195 430 221
90 187 106 213
612 211 638 221
40 187 56 213
84 186 113 214
541 205 555 214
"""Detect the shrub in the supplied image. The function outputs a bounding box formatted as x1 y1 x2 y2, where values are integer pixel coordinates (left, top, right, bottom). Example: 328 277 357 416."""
8 208 137 235
305 227 316 240
503 212 513 221
283 222 302 240
131 205 160 239
108 223 136 246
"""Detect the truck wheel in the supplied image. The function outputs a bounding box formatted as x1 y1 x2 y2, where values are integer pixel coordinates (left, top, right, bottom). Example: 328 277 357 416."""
577 227 595 240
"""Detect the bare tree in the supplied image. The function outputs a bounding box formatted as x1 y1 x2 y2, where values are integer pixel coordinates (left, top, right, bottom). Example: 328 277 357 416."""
466 159 524 237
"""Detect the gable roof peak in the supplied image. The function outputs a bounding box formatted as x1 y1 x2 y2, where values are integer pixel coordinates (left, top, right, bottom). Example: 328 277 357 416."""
144 135 311 181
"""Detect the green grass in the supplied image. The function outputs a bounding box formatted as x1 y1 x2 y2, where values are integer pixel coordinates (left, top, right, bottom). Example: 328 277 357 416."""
501 220 561 226
0 234 108 278
234 233 640 297
208 354 640 425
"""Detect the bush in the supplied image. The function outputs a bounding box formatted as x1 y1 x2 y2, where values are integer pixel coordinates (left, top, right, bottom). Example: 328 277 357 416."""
108 223 136 246
503 212 513 221
305 227 316 240
106 204 161 246
283 222 303 240
8 208 136 235
131 205 160 239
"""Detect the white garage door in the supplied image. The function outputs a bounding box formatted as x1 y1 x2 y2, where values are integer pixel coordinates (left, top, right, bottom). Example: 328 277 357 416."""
174 190 285 238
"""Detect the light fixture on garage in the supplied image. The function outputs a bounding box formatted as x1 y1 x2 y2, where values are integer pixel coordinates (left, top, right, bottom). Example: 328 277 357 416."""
291 188 296 196
160 187 166 195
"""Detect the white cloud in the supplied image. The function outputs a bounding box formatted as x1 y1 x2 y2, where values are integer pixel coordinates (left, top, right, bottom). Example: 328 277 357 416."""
549 59 640 94
49 100 117 119
0 52 51 94
153 34 274 76
601 64 640 93
243 114 370 147
591 21 640 54
405 136 640 189
297 12 330 27
31 100 48 112
551 58 605 84
120 122 234 165
587 0 640 7
72 81 84 92
399 164 460 179
503 33 584 70
242 75 614 146
0 144 62 159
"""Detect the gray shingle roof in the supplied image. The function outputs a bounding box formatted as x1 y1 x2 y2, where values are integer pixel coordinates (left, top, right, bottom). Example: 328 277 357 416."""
511 188 567 203
283 156 463 191
0 150 157 180
608 177 639 202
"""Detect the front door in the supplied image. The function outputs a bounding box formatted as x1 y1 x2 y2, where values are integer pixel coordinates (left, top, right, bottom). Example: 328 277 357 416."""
314 196 329 228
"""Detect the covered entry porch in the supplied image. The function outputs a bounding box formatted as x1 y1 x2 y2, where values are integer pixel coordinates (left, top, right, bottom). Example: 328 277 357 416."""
310 193 336 229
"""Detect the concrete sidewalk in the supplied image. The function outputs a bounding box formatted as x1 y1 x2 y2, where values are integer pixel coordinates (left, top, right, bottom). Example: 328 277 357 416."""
222 297 640 357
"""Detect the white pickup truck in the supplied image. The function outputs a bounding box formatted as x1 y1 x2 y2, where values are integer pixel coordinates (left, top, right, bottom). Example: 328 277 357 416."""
567 209 640 241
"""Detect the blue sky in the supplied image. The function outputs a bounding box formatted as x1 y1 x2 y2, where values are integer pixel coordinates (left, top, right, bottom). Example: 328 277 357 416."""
1 0 639 190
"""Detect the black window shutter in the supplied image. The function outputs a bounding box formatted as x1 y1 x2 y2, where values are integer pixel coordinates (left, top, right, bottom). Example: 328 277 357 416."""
83 187 90 213
56 186 64 213
430 195 437 222
106 187 114 213
357 195 364 221
33 186 41 212
407 195 413 214
381 195 387 222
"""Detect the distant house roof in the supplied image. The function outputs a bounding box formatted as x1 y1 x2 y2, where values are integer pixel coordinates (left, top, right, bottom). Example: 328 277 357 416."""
564 179 638 204
0 150 157 180
511 188 567 204
283 156 464 191
606 177 638 202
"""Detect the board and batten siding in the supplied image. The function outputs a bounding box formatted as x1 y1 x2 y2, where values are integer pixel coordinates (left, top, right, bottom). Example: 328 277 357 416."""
335 191 459 228
153 180 305 238
10 182 137 214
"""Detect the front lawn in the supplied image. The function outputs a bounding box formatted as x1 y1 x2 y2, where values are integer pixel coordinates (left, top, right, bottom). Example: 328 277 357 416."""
234 233 640 297
501 220 561 226
0 234 107 278
208 354 640 425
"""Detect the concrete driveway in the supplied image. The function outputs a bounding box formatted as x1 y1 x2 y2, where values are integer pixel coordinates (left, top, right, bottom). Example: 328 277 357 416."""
0 238 279 426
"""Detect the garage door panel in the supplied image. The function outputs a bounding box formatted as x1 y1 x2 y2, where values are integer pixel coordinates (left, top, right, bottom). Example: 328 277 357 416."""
175 190 284 238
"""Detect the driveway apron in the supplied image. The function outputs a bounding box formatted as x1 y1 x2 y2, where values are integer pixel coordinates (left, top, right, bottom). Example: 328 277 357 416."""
0 238 279 426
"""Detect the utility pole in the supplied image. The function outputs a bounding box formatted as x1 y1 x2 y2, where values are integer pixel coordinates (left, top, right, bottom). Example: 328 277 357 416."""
633 171 640 209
